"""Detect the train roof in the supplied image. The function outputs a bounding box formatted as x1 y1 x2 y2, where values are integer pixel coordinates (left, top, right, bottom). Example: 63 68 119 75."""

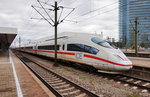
37 32 103 42
21 42 36 47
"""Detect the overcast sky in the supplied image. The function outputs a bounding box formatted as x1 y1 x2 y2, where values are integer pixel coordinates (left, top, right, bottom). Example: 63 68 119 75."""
0 0 118 45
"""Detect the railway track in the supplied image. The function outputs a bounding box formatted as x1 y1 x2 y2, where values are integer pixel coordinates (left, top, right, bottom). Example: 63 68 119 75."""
14 52 100 97
15 50 150 93
123 66 150 80
62 62 150 91
112 74 150 91
124 52 150 58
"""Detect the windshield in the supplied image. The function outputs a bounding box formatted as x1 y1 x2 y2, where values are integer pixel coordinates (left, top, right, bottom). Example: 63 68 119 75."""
108 42 118 49
91 37 118 49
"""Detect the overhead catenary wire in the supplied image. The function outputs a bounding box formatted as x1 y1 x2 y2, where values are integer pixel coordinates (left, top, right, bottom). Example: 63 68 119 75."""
26 9 53 32
21 0 40 31
38 0 54 7
32 0 75 66
31 0 50 19
23 0 51 33
59 7 75 23
58 0 62 4
73 1 118 19
72 2 128 23
77 7 118 23
29 0 119 30
31 5 53 11
37 0 54 23
31 0 75 26
72 0 90 9
31 1 120 27
58 7 64 22
32 5 54 26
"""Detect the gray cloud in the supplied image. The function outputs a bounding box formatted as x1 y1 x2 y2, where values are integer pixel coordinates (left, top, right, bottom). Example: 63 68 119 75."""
0 0 119 46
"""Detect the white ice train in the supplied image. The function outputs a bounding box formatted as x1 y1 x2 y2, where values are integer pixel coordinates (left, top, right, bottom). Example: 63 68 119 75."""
19 32 132 72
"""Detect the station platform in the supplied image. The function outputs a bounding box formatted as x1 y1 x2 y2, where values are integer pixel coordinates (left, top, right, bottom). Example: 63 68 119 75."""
0 50 55 97
121 49 150 54
0 51 16 97
128 57 150 68
0 51 9 62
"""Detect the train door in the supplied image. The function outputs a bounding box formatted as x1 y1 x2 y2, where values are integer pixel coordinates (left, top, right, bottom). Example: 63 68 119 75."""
61 43 66 59
0 41 1 50
35 43 38 54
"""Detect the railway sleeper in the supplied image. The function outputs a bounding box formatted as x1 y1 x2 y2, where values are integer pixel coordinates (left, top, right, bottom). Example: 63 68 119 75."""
41 74 53 77
59 88 78 94
46 78 60 81
134 80 141 84
142 83 150 86
49 76 58 79
61 90 80 96
58 87 75 92
75 93 87 97
126 78 134 82
51 82 66 86
47 80 63 84
15 52 100 97
48 81 65 84
53 84 70 89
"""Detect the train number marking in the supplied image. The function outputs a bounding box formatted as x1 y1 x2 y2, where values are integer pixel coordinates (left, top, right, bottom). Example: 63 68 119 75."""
75 53 83 59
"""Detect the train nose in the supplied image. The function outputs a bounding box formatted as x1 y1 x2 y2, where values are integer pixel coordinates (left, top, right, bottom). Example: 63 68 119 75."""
113 60 133 71
109 53 133 71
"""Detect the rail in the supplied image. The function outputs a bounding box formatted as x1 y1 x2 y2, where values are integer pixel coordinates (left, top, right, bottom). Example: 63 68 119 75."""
14 51 100 97
15 50 150 93
113 74 150 91
124 52 150 58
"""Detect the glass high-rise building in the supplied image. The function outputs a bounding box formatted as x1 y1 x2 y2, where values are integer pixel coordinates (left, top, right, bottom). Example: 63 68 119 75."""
119 0 150 48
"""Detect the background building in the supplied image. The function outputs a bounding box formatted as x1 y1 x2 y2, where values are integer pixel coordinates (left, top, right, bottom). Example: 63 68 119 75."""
119 0 150 48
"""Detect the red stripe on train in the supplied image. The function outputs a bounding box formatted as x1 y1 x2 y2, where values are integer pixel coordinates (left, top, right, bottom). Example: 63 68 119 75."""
84 54 132 67
61 52 75 55
23 49 132 67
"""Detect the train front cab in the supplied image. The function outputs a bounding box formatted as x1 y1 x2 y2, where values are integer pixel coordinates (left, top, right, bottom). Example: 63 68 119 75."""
91 37 132 72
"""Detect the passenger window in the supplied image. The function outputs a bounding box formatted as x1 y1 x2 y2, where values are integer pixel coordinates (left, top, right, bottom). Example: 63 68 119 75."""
84 45 91 53
80 44 84 51
75 44 83 51
25 46 33 49
90 48 99 54
67 44 81 51
67 44 99 55
38 45 59 50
